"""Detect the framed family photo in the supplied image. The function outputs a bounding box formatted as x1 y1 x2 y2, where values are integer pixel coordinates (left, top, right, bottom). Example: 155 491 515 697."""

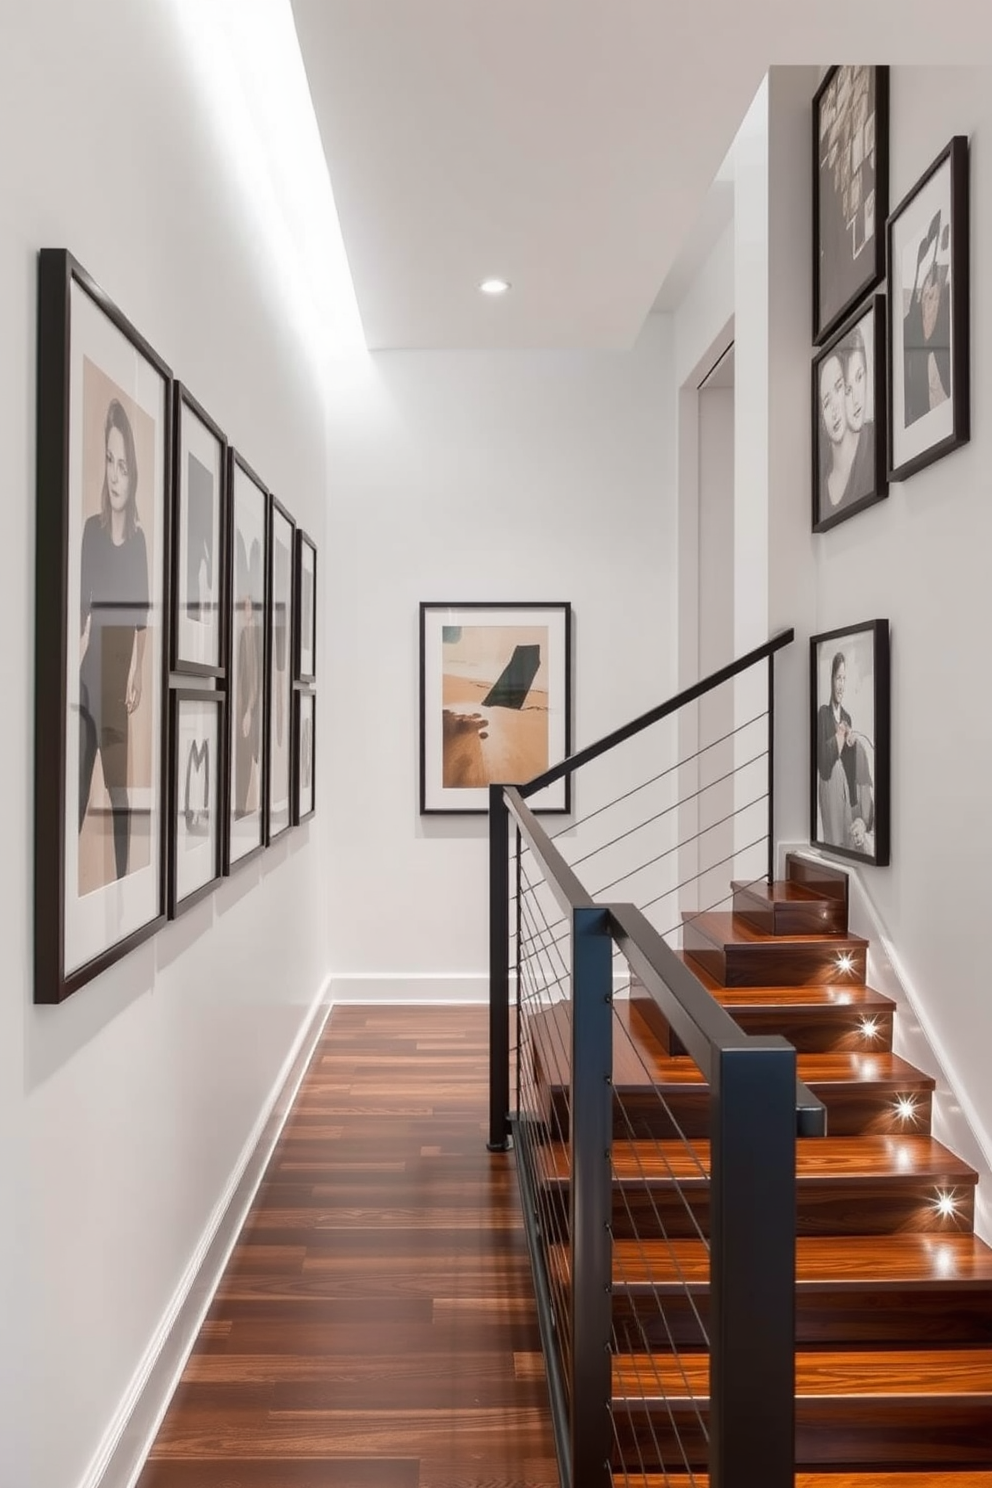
267 497 295 842
809 619 890 868
295 529 316 683
887 136 970 483
225 452 268 872
293 688 316 824
419 601 572 815
813 65 889 344
168 689 224 916
812 295 887 532
35 250 171 1002
172 385 226 676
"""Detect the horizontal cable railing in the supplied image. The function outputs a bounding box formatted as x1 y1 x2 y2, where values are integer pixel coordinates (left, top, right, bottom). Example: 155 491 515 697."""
490 630 831 1488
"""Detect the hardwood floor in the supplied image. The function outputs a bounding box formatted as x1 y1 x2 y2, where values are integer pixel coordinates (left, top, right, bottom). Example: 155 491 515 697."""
137 1005 558 1488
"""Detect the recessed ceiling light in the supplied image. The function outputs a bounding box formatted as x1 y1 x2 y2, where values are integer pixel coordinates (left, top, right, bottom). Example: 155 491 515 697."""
479 277 511 295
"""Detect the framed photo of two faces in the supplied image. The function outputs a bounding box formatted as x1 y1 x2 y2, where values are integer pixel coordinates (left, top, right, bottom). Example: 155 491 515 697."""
812 67 969 532
35 250 317 1004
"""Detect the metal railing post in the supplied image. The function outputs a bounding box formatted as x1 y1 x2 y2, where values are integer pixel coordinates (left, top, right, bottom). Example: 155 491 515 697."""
709 1038 797 1488
488 784 511 1151
767 650 776 886
569 905 614 1488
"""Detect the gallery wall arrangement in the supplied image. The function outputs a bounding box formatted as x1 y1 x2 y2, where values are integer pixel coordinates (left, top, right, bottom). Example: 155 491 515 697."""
419 601 572 815
809 68 971 870
34 249 318 1004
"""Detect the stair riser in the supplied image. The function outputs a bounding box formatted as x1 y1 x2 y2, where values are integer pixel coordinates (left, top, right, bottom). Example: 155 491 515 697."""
611 1401 992 1470
684 934 867 987
548 1085 933 1141
733 888 848 936
546 1181 976 1239
612 1288 992 1349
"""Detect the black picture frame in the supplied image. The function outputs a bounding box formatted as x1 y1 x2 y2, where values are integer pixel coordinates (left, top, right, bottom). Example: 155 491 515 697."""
292 688 316 825
35 249 172 1003
168 688 225 917
224 450 269 874
810 619 890 868
419 601 572 815
887 136 970 483
813 66 889 344
171 384 227 677
294 528 317 684
267 496 296 843
812 294 888 533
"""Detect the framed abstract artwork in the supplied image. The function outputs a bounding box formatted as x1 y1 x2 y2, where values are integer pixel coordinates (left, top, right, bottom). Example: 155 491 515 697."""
809 619 890 868
295 528 316 684
887 136 970 483
813 65 889 343
225 452 268 872
35 249 171 1002
267 496 295 842
812 295 887 532
168 688 224 916
293 688 316 825
419 601 572 815
171 384 226 676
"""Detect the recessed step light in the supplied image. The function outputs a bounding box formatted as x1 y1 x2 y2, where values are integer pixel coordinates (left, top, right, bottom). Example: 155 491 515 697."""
478 277 511 295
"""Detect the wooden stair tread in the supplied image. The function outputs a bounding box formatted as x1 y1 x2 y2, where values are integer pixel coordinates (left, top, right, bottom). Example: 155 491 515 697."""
618 1476 992 1487
541 1134 979 1184
673 950 893 1008
599 1233 992 1289
683 909 867 950
612 1347 992 1398
732 877 830 905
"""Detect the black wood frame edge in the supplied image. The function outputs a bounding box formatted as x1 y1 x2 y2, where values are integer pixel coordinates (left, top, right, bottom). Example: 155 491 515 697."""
167 687 226 918
293 527 317 685
223 449 269 876
266 493 295 845
170 382 229 679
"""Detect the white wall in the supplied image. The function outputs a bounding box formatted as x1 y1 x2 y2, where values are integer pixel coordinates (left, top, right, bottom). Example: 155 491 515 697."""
799 67 992 1165
324 318 678 995
0 4 330 1485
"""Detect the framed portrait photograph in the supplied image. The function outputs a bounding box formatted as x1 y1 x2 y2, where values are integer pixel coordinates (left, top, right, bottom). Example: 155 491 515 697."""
267 497 295 842
168 689 224 916
812 295 887 532
813 65 889 344
810 619 890 868
172 385 226 676
35 250 171 1003
295 528 316 683
293 688 316 825
887 136 970 483
225 452 268 872
419 601 572 815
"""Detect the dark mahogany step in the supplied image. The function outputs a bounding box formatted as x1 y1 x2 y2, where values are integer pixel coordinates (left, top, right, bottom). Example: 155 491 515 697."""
619 1476 992 1488
529 1001 933 1139
732 877 848 936
683 910 868 987
580 1232 992 1349
538 1135 978 1239
610 1348 992 1469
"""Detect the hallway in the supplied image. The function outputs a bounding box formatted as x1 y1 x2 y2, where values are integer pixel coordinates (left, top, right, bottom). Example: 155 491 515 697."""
137 1005 557 1488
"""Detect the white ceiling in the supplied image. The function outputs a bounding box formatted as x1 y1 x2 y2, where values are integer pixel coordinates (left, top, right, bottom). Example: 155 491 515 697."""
290 2 992 350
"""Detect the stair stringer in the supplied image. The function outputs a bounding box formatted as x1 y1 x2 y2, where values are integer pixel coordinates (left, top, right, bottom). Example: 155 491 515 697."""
781 843 992 1243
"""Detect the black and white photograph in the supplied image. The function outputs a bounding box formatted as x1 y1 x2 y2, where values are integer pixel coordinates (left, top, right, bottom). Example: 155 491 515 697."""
173 386 226 675
295 528 316 683
169 689 224 916
888 136 970 482
294 689 315 824
813 65 888 343
226 453 268 871
268 497 295 841
35 250 170 1002
813 296 887 532
810 619 890 868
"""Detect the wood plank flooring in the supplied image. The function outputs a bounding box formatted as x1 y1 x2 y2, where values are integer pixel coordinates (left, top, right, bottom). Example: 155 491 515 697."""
137 1005 558 1488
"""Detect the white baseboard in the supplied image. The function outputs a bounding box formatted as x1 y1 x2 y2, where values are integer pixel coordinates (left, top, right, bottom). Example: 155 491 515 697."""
82 977 332 1488
330 972 489 1003
781 843 992 1244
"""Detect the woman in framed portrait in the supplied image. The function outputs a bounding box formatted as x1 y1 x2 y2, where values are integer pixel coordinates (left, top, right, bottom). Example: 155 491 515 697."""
78 398 149 881
816 650 875 855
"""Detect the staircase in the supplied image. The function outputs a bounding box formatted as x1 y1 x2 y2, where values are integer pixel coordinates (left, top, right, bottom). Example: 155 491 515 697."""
530 853 992 1483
